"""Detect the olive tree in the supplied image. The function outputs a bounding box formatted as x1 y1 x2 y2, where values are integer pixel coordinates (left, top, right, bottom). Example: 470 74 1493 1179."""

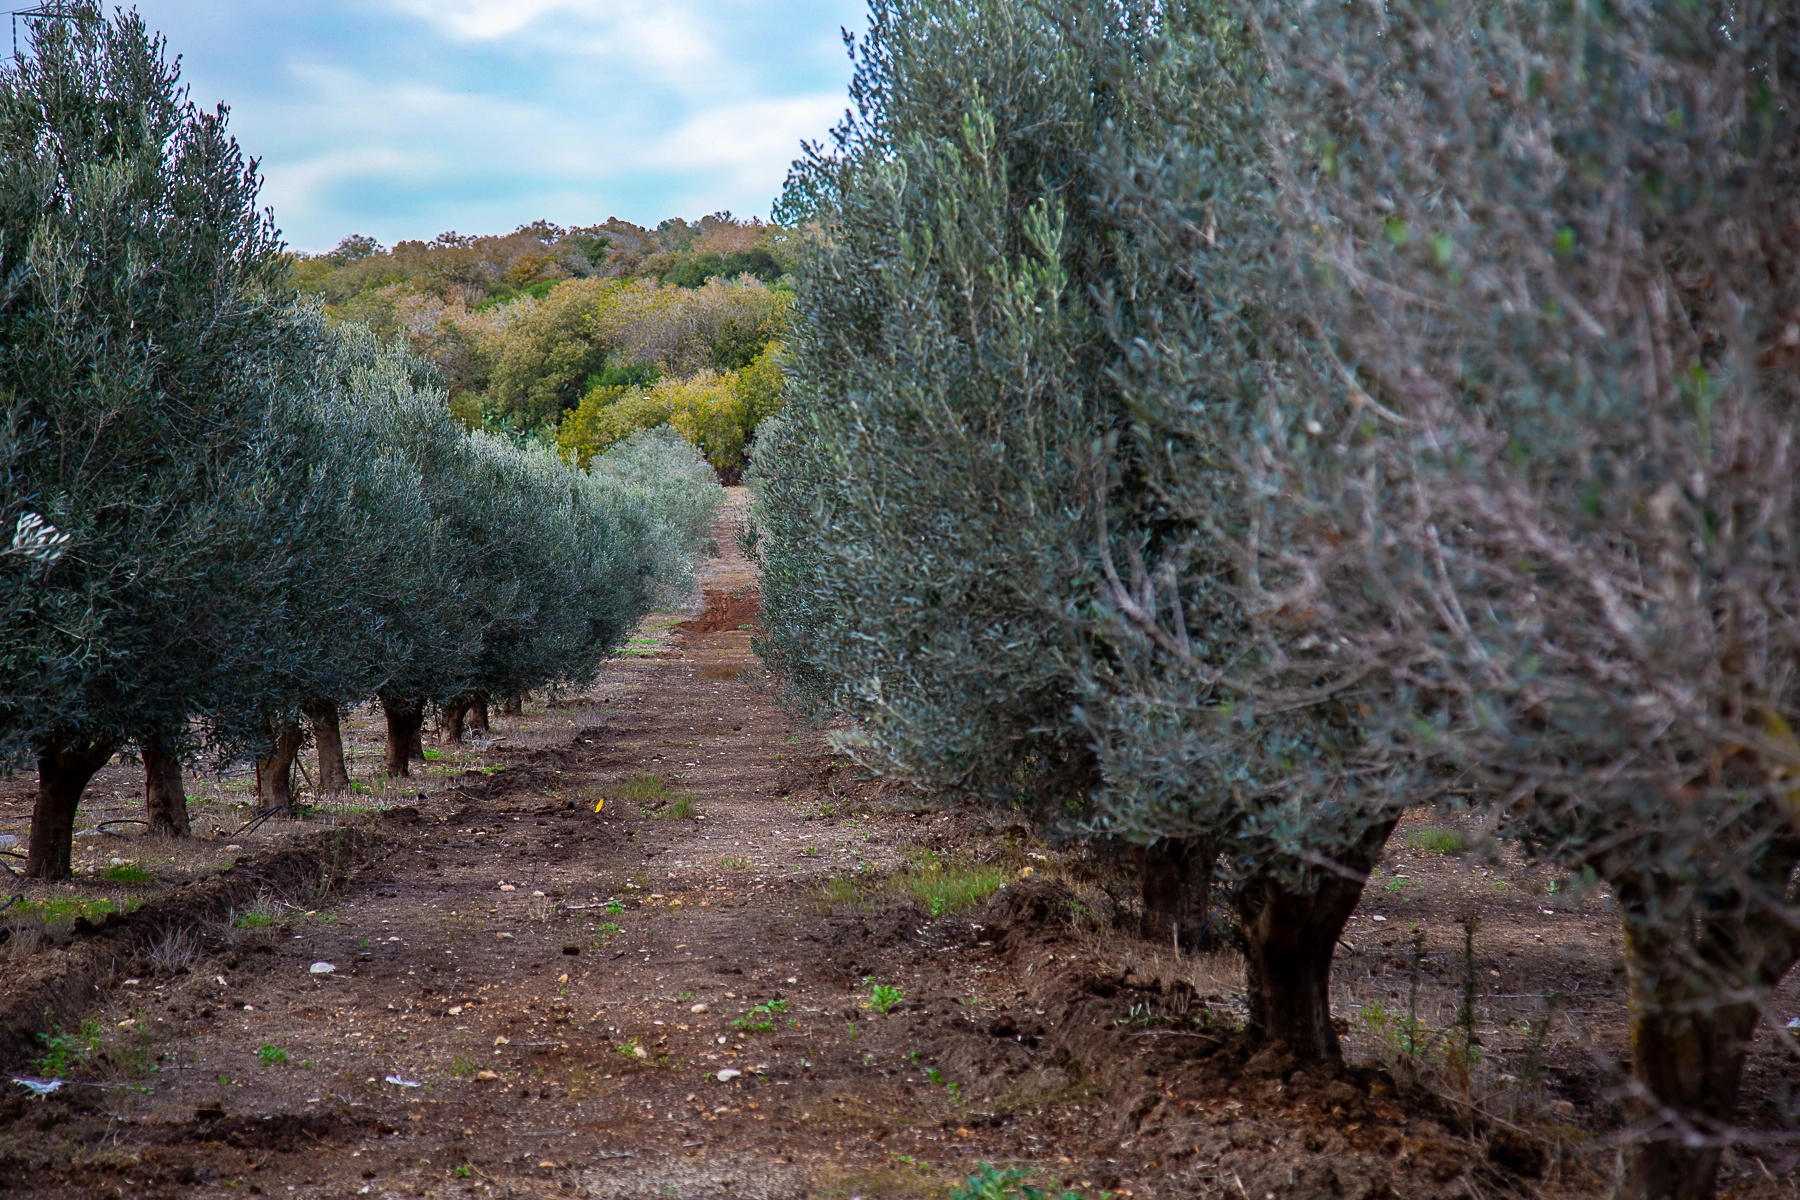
1256 1 1800 1194
1058 0 1412 1060
371 373 722 772
753 0 1149 889
0 5 287 876
202 319 445 811
586 425 721 606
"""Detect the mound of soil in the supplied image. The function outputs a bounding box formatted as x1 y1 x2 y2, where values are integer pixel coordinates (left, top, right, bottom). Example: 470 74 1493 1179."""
678 588 761 636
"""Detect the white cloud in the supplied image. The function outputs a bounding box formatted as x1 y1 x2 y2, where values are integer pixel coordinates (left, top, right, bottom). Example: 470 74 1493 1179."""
384 0 730 102
650 93 844 184
386 0 590 40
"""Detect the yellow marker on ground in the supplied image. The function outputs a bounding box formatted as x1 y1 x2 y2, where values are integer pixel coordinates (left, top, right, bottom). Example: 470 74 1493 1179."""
594 798 605 813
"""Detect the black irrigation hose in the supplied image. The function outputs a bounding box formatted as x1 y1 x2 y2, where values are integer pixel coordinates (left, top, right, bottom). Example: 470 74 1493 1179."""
94 819 150 835
1192 900 1229 947
229 802 292 840
0 893 20 914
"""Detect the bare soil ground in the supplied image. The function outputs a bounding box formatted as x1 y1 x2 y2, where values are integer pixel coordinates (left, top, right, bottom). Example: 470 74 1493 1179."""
2 492 1796 1200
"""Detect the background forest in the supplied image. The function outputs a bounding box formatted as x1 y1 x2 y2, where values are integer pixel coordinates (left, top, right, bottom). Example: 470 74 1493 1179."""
289 216 794 479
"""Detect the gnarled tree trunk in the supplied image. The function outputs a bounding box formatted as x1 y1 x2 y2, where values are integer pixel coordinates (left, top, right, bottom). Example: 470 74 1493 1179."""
307 699 350 792
1615 873 1800 1200
27 738 117 880
439 696 473 745
468 692 491 734
382 694 424 778
142 735 189 837
1235 817 1398 1062
1138 837 1214 952
255 721 304 814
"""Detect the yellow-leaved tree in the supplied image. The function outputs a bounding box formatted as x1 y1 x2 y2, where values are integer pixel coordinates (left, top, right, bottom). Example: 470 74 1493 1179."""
556 347 784 478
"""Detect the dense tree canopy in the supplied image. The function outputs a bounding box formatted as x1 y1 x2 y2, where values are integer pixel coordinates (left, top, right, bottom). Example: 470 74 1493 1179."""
288 214 796 473
752 0 1119 818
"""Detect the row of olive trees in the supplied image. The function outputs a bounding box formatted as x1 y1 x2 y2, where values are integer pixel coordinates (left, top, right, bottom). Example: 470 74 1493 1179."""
0 8 720 882
752 1 1799 1196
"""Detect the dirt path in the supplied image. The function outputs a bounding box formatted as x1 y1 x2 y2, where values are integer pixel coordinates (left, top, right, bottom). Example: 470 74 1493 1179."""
3 493 1797 1200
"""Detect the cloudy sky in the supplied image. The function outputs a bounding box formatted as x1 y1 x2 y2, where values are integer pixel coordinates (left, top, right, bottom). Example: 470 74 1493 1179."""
121 1 866 252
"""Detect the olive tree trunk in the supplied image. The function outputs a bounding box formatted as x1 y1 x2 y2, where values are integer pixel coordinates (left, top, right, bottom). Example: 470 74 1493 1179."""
468 693 491 734
142 736 189 837
1138 837 1214 951
306 700 350 792
1615 875 1800 1200
255 721 304 814
1234 817 1398 1062
27 738 117 880
439 696 473 745
381 695 424 778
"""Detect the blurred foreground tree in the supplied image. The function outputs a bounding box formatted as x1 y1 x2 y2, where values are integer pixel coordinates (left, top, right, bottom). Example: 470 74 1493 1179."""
1258 1 1800 1194
1073 0 1406 1060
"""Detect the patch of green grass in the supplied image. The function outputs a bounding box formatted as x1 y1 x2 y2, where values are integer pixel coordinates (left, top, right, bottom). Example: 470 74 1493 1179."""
812 853 1013 919
951 1164 1087 1200
99 862 155 885
896 850 1011 916
657 792 695 819
232 900 279 929
924 1067 963 1104
732 999 791 1032
1356 1000 1436 1062
619 772 698 819
716 856 753 870
450 1055 479 1078
1112 1002 1171 1030
11 896 135 927
453 1165 473 1179
1406 827 1468 855
620 636 664 658
257 1044 288 1067
865 980 905 1014
421 748 444 762
812 875 870 913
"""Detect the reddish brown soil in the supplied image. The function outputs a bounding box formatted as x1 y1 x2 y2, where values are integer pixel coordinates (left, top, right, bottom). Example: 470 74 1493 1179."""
0 493 1795 1200
677 591 762 638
